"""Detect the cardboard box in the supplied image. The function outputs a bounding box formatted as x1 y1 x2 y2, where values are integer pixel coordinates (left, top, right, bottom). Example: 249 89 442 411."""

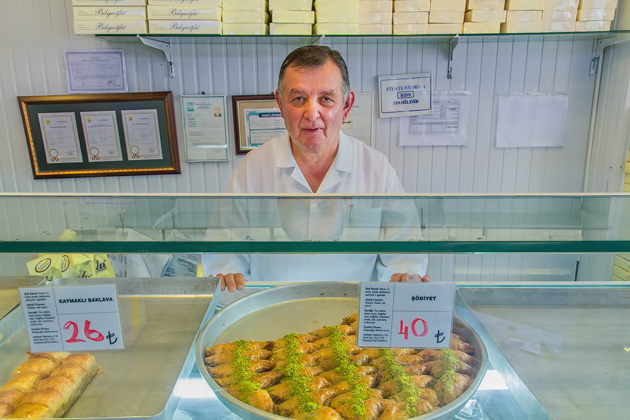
269 23 313 34
542 9 577 22
314 0 359 10
463 21 501 32
393 11 429 23
73 6 147 20
430 0 466 11
465 0 505 10
148 0 220 5
394 0 431 12
222 23 269 34
575 20 612 30
500 20 542 31
148 19 221 33
222 0 267 12
223 10 269 23
316 10 360 23
272 10 315 23
359 11 394 24
465 9 506 22
359 1 394 12
541 20 575 31
543 0 578 9
506 10 542 21
269 0 312 11
74 0 146 5
147 6 221 20
313 23 360 33
577 8 616 21
505 0 544 10
393 22 430 33
428 23 463 32
74 19 147 33
429 10 465 23
578 0 618 9
359 23 394 33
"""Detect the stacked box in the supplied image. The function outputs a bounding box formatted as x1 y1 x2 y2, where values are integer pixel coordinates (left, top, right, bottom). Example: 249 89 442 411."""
541 0 578 32
575 0 617 31
429 0 465 33
147 0 221 34
222 0 268 34
393 0 429 34
464 0 505 33
359 1 393 34
314 0 359 34
72 0 148 35
269 0 313 35
502 0 544 32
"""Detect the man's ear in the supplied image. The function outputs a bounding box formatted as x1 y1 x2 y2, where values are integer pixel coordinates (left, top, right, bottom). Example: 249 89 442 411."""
275 89 284 117
343 90 356 121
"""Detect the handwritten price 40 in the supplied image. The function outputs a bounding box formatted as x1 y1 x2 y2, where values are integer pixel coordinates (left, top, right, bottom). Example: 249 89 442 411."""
398 318 428 340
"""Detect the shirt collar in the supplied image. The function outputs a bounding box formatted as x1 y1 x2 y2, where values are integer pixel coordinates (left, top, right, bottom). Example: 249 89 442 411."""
276 131 353 172
275 132 296 169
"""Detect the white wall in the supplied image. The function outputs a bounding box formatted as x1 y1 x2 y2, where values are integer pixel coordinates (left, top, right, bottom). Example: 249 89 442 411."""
1 0 628 281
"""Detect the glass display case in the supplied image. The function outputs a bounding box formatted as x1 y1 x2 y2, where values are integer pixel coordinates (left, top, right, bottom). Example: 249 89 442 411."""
1 193 629 420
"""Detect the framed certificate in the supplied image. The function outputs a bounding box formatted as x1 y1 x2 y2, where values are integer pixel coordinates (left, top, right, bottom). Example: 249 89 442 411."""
232 94 286 154
18 92 180 179
181 95 229 162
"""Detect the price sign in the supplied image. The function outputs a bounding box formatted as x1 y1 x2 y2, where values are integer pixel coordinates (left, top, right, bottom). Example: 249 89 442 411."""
19 284 124 352
358 283 456 349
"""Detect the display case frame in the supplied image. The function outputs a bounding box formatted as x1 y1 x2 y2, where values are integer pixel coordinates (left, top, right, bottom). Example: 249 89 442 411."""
1 192 629 419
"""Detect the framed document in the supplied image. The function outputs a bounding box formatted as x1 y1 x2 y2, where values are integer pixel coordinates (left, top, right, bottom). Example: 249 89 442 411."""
64 49 128 94
232 94 286 154
181 95 229 162
18 92 180 179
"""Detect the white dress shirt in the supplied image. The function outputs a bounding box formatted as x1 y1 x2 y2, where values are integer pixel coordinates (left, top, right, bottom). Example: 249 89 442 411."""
201 131 428 282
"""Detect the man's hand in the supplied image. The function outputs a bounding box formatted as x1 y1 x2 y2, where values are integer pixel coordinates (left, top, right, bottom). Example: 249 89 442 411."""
390 273 431 282
215 273 246 291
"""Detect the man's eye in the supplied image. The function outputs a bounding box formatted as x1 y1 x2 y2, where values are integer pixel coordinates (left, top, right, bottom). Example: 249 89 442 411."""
292 97 304 103
321 97 332 103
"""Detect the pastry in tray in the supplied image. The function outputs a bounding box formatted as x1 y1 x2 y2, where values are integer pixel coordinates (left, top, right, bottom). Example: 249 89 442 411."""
0 352 99 418
204 313 480 420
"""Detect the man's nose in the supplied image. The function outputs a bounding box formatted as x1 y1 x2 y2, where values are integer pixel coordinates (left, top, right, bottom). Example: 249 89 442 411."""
303 99 319 121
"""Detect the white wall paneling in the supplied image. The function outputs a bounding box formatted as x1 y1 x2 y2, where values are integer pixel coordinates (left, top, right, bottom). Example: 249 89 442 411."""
1 0 629 282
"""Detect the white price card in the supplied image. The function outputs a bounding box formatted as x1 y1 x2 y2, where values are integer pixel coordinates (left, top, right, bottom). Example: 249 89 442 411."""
19 284 124 352
358 283 456 349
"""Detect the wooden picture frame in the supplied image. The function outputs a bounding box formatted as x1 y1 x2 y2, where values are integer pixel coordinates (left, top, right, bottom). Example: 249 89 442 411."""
18 91 180 179
231 94 285 154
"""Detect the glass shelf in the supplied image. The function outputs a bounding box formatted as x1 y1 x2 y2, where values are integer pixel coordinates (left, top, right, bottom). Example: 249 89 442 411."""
97 30 630 39
2 193 630 254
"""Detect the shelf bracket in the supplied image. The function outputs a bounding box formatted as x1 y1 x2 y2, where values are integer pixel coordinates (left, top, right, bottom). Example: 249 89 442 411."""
138 36 175 78
311 35 324 45
448 35 459 80
590 34 630 76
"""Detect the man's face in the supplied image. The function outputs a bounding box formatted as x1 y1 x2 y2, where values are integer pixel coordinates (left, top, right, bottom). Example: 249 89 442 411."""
275 60 355 155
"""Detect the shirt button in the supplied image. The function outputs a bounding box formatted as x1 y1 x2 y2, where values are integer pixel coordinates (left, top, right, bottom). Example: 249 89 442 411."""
311 202 318 208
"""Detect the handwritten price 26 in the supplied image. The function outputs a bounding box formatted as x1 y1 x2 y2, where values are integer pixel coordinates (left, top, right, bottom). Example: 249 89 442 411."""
398 318 428 340
63 320 104 343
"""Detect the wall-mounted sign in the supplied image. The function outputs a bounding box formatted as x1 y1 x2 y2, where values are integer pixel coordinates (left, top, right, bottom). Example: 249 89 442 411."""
378 73 432 119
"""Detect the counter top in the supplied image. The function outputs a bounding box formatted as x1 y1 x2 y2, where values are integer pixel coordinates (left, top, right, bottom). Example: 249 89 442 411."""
171 282 629 420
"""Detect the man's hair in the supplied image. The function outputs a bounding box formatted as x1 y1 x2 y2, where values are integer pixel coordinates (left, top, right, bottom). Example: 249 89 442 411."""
277 45 350 100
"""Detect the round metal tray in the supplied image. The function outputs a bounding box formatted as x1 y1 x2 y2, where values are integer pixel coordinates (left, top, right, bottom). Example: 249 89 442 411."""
195 282 487 420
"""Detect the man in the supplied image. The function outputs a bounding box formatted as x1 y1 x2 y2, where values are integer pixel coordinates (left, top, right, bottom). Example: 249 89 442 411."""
202 45 429 291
